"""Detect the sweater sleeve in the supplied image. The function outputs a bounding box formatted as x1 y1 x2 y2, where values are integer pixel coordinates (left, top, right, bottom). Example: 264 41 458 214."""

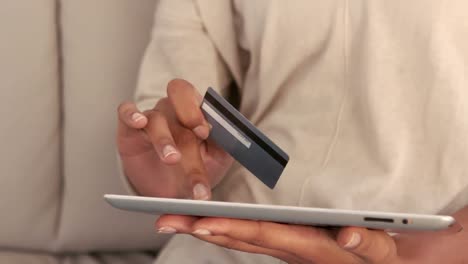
120 0 233 195
135 0 232 111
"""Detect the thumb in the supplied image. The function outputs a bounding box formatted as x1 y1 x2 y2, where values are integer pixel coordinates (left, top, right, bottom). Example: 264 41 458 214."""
337 227 399 263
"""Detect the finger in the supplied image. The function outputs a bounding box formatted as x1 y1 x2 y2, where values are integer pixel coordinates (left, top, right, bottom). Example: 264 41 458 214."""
117 102 152 156
192 234 304 264
117 101 148 134
154 97 211 200
175 129 211 200
155 214 199 234
337 227 398 263
191 218 358 263
155 215 302 263
166 79 210 139
145 109 181 164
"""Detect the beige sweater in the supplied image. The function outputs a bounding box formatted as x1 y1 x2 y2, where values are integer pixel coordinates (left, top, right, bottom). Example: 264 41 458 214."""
134 1 468 262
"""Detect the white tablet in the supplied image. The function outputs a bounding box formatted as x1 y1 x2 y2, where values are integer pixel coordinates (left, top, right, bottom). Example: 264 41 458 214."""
104 194 455 232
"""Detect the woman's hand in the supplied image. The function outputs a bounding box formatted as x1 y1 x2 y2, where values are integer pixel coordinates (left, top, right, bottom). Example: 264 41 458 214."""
155 211 467 264
156 215 400 263
117 79 233 199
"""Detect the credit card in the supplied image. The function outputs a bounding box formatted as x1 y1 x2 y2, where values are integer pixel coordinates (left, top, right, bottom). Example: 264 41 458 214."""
201 87 289 189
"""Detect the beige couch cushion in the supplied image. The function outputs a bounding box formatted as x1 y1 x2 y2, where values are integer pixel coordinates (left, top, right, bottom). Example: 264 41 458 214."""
57 0 168 251
0 251 154 264
0 0 168 254
0 0 60 250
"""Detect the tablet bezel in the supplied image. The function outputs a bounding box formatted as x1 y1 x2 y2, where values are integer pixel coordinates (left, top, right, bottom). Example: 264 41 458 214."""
104 194 455 232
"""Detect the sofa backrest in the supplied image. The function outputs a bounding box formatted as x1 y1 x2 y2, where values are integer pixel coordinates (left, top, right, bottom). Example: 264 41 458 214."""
0 0 168 252
0 0 61 249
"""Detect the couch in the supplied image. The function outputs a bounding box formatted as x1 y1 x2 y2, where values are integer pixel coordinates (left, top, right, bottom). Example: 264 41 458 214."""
0 1 168 263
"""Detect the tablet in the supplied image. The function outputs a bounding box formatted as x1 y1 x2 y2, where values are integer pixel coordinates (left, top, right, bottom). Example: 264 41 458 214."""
104 194 455 232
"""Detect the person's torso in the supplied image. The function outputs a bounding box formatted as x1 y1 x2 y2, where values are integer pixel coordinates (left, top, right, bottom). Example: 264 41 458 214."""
215 0 468 214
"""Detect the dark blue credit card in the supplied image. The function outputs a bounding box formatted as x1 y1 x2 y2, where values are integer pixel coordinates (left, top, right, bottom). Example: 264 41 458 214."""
201 87 289 189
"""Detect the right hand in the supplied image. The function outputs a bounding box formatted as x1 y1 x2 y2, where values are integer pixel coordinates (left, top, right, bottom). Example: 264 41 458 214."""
117 79 233 200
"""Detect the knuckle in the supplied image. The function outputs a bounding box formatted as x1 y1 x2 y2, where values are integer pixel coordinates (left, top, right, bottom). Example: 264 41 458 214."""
187 166 205 179
145 113 158 130
167 78 193 96
377 238 397 264
145 112 173 142
145 111 164 132
175 129 198 146
250 221 267 247
355 234 396 263
224 239 241 250
155 97 170 109
146 109 164 122
180 111 204 129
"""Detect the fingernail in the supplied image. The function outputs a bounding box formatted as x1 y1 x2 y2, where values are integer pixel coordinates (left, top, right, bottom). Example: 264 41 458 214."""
193 183 210 200
343 232 361 249
162 145 178 158
193 229 212 236
193 125 209 139
132 112 145 122
157 226 177 234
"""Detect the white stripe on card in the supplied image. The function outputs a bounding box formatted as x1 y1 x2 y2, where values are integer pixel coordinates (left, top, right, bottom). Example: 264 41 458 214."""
202 102 252 148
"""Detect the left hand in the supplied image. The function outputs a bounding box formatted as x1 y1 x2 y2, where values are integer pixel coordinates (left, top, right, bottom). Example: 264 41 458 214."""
155 215 404 264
